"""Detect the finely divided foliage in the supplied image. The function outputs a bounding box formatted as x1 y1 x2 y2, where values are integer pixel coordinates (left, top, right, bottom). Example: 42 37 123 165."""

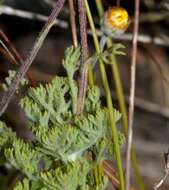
0 47 124 190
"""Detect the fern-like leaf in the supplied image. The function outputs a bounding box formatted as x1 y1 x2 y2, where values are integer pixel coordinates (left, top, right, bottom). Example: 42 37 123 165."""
5 139 42 179
20 76 72 127
0 121 15 149
14 178 47 190
40 161 90 190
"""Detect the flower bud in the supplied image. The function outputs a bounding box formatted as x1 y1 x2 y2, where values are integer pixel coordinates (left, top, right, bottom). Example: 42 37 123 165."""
101 7 130 36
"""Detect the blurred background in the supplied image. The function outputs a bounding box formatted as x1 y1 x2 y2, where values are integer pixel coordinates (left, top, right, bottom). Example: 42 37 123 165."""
0 0 169 189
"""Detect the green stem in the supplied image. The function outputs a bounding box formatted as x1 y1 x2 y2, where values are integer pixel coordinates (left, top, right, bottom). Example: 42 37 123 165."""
68 76 77 114
107 40 128 135
88 64 94 86
85 1 125 190
95 0 104 18
94 1 145 189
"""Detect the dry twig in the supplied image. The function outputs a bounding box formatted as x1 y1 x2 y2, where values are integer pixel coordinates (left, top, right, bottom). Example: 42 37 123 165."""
116 0 121 6
154 150 169 190
125 0 140 189
0 5 168 47
94 30 169 47
43 0 56 7
68 0 78 48
0 5 68 29
0 0 66 117
0 29 35 84
76 0 89 114
118 93 169 119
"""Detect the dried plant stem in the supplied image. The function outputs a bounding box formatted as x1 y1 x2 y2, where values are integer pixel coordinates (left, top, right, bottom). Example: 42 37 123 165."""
85 1 125 190
125 0 140 190
0 5 68 29
0 0 66 117
1 5 168 47
0 46 17 67
154 151 169 190
0 30 21 64
110 90 169 119
116 0 121 7
103 161 136 190
44 0 56 7
144 46 169 86
0 29 35 85
68 0 78 48
154 171 169 190
0 39 18 65
76 0 89 115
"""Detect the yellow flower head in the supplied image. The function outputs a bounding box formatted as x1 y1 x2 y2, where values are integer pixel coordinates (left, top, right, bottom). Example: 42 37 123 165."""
101 7 130 36
106 7 130 31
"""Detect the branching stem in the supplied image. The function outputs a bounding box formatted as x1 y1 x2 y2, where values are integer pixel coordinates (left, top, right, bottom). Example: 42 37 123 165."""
85 1 125 189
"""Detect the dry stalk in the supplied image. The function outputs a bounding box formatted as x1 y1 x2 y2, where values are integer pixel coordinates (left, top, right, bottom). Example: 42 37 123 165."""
154 150 169 189
0 0 66 117
0 29 35 85
0 5 168 46
125 0 140 189
76 0 89 114
68 0 78 48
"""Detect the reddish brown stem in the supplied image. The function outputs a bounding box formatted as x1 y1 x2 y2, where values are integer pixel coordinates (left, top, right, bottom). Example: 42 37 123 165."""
76 0 89 114
68 0 78 47
0 30 22 64
116 0 121 7
0 29 35 85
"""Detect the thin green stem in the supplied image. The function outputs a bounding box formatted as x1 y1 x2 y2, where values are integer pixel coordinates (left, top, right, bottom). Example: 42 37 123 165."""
94 1 145 189
95 0 104 17
107 40 128 135
69 77 77 114
85 1 124 190
131 150 145 190
88 64 94 86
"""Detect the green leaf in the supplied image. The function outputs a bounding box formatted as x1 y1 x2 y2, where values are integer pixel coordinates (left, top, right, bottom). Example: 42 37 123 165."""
14 178 47 190
20 76 72 127
40 161 90 190
0 46 125 190
5 139 42 179
0 121 15 149
2 70 28 93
